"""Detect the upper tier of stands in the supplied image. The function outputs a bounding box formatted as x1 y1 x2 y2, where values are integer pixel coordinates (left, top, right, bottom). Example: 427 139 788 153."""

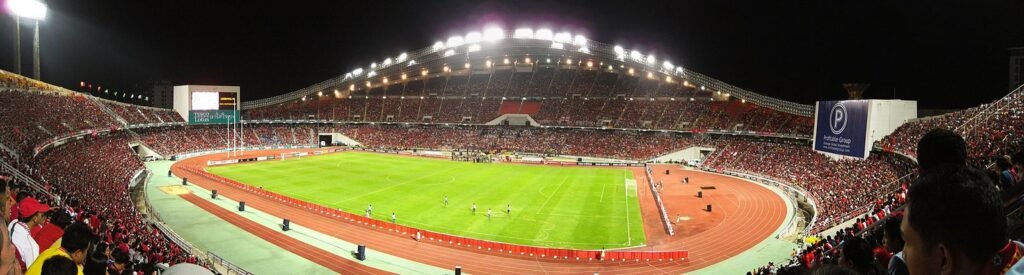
244 68 813 136
879 85 1023 165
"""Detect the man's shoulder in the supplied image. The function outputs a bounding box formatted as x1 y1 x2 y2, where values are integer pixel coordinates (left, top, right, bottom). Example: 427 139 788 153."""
1007 241 1024 275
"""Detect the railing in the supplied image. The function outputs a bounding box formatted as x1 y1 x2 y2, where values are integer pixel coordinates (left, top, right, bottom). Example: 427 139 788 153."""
207 252 254 275
178 165 690 262
0 158 57 201
644 166 674 236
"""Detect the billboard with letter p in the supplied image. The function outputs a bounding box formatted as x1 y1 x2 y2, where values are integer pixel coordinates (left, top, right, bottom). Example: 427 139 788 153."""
813 100 869 158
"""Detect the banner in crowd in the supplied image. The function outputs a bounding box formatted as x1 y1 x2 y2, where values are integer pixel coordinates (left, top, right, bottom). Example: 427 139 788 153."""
813 100 869 159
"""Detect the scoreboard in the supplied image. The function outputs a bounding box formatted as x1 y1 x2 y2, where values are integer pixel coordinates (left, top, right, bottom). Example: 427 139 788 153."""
173 85 241 124
191 91 237 111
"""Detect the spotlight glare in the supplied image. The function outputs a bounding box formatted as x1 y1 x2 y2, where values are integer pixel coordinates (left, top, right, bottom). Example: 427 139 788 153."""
465 32 482 43
483 27 505 41
573 35 588 46
535 29 553 40
553 32 572 43
446 35 465 48
513 28 534 39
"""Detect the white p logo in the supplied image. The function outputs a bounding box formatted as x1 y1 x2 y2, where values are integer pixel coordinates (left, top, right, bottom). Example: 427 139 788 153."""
829 102 848 135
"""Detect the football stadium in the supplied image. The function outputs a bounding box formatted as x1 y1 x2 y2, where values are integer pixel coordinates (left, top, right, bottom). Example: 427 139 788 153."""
1 1 1023 274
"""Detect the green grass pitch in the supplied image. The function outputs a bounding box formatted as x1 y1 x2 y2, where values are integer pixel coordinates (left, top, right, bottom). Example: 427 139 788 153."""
206 151 646 250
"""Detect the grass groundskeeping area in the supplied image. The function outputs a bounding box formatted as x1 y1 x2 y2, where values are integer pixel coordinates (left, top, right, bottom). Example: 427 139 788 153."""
207 151 646 250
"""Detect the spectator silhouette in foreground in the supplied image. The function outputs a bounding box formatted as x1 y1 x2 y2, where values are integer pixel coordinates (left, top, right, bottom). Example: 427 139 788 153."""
901 164 1024 275
915 129 967 175
40 256 77 275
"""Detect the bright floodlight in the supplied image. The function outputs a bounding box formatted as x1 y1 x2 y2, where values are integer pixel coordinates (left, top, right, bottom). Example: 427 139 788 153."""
553 32 572 43
7 0 47 20
535 29 553 40
513 28 534 39
382 58 393 66
483 27 504 41
613 45 625 55
646 54 656 64
370 62 378 69
675 67 684 73
446 36 465 48
578 47 590 54
443 49 456 57
573 35 588 46
467 44 481 52
662 61 674 70
551 42 564 49
367 71 377 78
432 41 445 51
465 32 482 43
352 68 364 76
396 52 408 62
630 50 642 61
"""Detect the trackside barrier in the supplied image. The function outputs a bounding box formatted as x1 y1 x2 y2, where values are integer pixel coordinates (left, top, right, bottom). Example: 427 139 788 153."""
180 166 689 262
644 166 675 236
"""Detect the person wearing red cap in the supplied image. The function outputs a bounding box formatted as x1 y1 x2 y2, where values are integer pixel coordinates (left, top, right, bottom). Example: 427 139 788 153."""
7 197 49 270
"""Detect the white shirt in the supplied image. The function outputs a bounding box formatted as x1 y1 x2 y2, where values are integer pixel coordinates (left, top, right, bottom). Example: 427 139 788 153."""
7 220 39 269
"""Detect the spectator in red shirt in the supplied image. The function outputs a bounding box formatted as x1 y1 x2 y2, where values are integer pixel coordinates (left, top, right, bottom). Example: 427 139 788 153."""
31 209 71 253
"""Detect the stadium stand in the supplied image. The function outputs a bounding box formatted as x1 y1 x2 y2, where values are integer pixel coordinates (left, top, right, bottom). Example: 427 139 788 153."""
879 85 1023 165
701 139 915 233
0 58 1020 274
335 124 693 160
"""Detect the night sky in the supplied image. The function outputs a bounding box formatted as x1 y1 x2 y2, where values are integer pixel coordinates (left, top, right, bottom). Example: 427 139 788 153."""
1 0 1022 109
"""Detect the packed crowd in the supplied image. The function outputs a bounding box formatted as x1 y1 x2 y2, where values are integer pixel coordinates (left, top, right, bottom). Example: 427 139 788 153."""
2 133 198 274
701 139 916 233
135 125 317 157
880 86 1023 165
755 129 1024 275
245 95 814 135
336 124 693 160
242 69 814 135
101 100 185 126
0 89 122 158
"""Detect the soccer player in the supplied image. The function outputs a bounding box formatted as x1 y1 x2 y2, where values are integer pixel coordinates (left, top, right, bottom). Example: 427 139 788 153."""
506 204 511 216
367 204 372 215
472 203 477 214
391 212 396 223
487 208 492 220
444 196 448 207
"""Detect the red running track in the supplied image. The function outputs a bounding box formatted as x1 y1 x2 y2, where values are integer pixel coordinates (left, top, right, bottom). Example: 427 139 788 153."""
171 150 787 274
180 193 391 275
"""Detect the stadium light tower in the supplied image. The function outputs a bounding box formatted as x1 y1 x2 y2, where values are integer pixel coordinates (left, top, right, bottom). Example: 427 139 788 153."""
6 0 47 79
